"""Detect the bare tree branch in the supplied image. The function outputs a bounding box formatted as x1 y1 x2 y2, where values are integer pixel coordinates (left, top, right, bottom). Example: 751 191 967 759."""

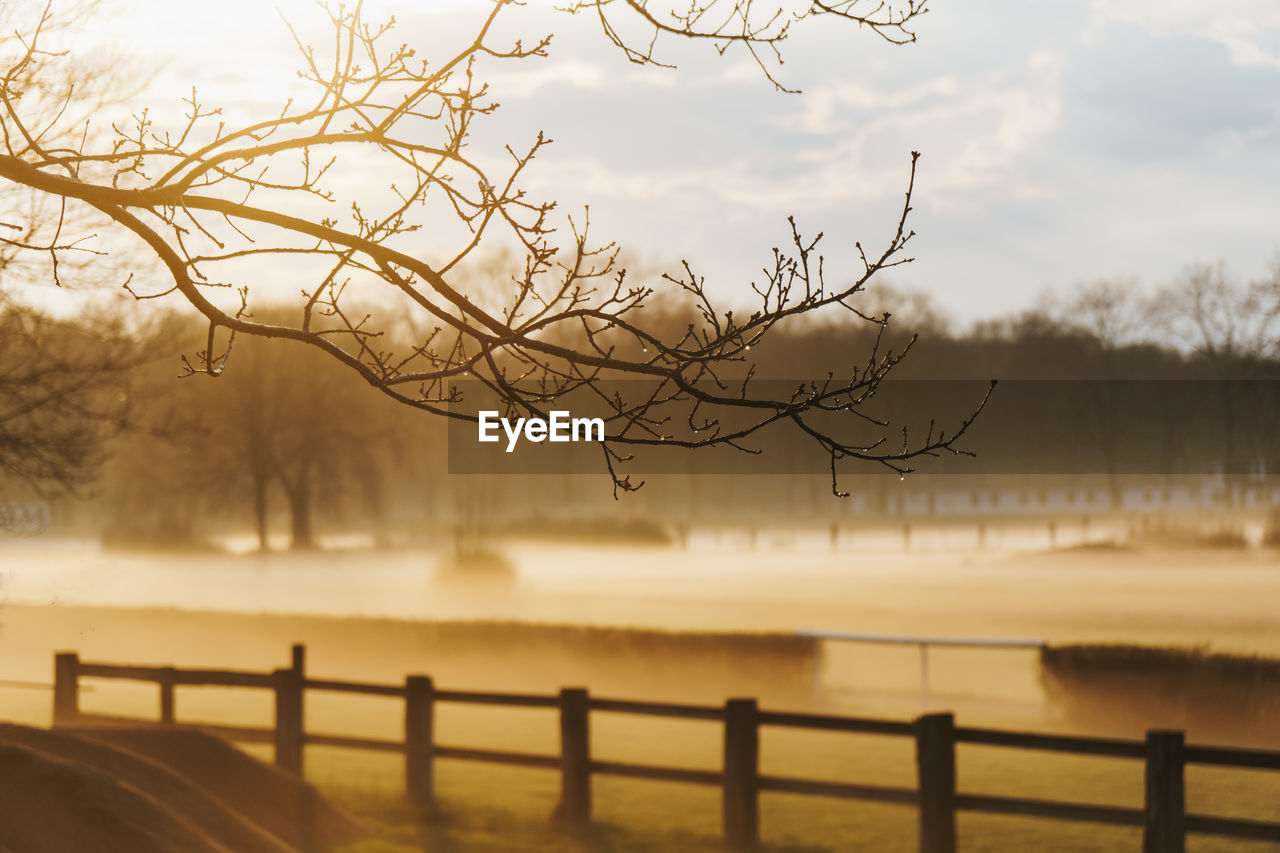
0 0 985 498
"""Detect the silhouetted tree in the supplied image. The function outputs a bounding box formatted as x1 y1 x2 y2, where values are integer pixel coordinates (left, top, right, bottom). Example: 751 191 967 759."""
110 316 400 550
0 0 988 499
0 300 141 494
0 3 152 497
1055 278 1159 505
1153 261 1280 497
0 1 137 286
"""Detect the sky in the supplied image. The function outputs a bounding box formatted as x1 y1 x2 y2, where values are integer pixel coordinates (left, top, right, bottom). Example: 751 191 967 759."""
30 0 1280 324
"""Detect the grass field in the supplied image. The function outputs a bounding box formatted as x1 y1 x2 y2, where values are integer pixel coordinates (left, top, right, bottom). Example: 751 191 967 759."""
3 538 1280 850
301 743 1280 852
7 645 1280 851
335 708 1280 851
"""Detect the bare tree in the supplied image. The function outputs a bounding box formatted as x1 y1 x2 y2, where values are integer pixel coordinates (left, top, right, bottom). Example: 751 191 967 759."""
1060 278 1149 358
0 0 138 284
560 0 929 90
102 314 402 550
1050 278 1154 505
0 299 138 492
1155 261 1280 368
1153 261 1280 498
0 0 988 498
0 2 156 496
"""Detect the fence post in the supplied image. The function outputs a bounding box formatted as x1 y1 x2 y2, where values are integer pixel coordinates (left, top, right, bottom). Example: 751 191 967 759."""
723 698 759 850
404 675 435 814
1144 730 1185 853
273 667 304 776
557 687 591 824
159 666 176 725
915 712 957 853
53 652 79 727
291 643 306 677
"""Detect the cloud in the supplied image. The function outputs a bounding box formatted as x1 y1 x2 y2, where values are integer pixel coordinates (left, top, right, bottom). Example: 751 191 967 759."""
1061 29 1280 165
485 59 608 98
68 0 1280 326
776 50 1066 211
1089 0 1280 69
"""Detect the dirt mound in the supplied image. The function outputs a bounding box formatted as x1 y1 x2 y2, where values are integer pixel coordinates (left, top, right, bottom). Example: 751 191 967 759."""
80 727 367 848
0 725 291 853
0 741 230 853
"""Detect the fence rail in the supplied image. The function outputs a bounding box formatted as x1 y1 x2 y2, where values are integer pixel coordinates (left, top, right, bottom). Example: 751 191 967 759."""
797 629 1046 704
49 645 1280 852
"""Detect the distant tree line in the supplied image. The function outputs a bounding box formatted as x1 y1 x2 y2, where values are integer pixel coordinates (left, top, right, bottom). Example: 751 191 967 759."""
608 266 1280 495
2 257 1278 548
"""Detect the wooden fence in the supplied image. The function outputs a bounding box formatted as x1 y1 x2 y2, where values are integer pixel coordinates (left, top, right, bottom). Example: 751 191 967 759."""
50 645 1280 853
